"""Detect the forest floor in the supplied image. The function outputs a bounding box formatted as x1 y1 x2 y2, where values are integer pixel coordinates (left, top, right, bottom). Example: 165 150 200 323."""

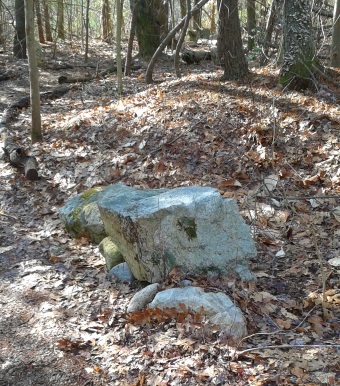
0 39 339 386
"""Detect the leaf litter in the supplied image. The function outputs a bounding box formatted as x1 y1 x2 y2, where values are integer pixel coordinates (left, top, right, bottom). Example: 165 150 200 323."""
0 41 339 385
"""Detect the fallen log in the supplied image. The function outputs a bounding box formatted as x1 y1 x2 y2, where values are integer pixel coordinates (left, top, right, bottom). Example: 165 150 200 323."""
1 134 39 181
0 70 20 82
181 48 212 64
1 86 71 126
58 75 93 84
58 63 142 84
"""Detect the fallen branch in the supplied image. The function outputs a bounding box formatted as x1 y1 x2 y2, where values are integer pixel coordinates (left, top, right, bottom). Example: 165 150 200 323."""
58 75 93 84
58 63 142 84
1 133 39 181
236 343 340 356
1 86 71 126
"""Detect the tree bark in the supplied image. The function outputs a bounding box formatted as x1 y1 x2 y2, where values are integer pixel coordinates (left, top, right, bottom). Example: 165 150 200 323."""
102 0 112 42
116 0 123 95
175 0 191 78
25 0 42 143
260 0 278 65
57 0 65 39
331 0 340 67
217 0 248 80
125 0 138 76
247 0 256 51
278 0 317 90
84 0 90 62
35 0 45 43
42 0 53 41
135 0 162 57
13 0 27 58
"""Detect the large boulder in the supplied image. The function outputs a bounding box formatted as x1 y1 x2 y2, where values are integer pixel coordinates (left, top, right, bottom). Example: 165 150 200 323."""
148 287 247 339
98 184 256 283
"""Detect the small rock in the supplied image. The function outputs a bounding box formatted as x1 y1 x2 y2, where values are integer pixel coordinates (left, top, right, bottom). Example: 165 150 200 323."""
99 237 124 270
108 262 134 284
148 286 247 339
127 283 160 313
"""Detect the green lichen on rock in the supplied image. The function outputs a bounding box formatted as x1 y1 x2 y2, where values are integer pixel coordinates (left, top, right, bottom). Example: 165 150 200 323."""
80 187 103 199
177 217 197 240
59 187 107 244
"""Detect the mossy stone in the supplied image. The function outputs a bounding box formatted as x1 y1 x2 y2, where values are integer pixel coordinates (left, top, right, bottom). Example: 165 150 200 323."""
99 237 124 270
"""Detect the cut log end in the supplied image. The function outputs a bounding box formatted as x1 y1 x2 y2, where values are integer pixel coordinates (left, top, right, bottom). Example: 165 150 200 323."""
2 135 39 181
25 157 39 181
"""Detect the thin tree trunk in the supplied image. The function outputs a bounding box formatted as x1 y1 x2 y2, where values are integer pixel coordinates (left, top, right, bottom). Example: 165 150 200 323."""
84 0 90 62
57 0 65 39
247 0 256 51
0 6 4 46
125 0 138 76
42 0 52 41
13 0 26 58
260 0 278 65
180 0 186 18
175 0 191 78
35 0 45 43
217 0 248 80
102 0 112 42
116 0 123 95
192 0 201 31
210 2 216 35
331 0 340 67
24 0 42 143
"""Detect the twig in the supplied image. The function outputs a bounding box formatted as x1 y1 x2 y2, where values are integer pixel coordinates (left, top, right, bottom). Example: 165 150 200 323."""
271 195 339 201
0 212 18 220
236 344 340 356
310 226 328 319
312 64 340 88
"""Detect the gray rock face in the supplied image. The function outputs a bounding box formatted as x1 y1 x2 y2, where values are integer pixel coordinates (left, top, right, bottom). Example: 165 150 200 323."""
149 287 247 339
98 184 256 283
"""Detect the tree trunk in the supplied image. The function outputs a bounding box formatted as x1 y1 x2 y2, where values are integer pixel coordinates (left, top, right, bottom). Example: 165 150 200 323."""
0 7 4 46
180 0 186 18
24 0 42 143
35 0 45 43
42 0 52 41
331 0 340 67
278 0 317 90
102 0 112 42
247 0 256 51
260 0 278 65
134 0 162 57
217 0 248 80
57 0 65 39
116 0 123 95
210 1 216 35
84 0 90 62
125 0 138 76
175 0 191 78
13 0 27 58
